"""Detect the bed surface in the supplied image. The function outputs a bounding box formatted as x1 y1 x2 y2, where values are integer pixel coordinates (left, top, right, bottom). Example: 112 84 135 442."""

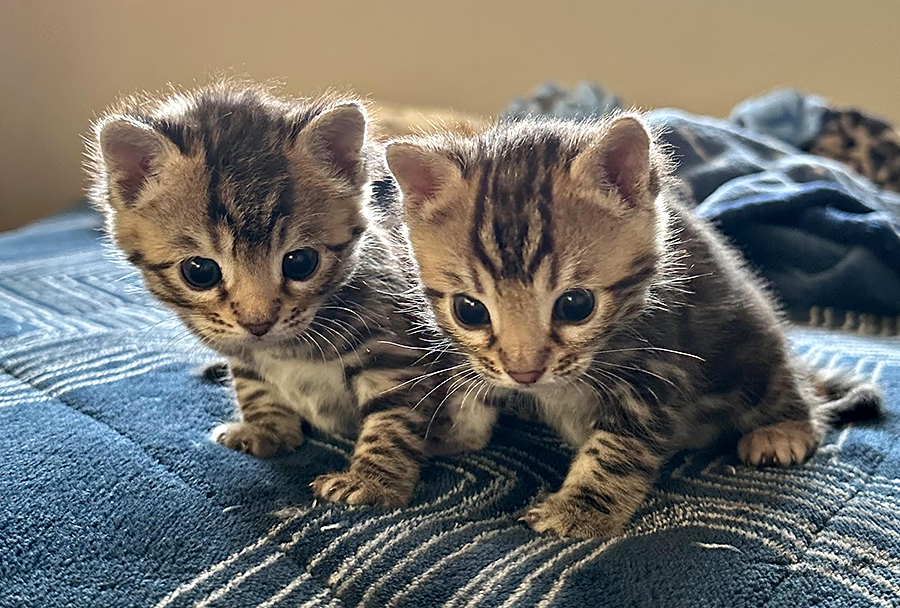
1 205 899 608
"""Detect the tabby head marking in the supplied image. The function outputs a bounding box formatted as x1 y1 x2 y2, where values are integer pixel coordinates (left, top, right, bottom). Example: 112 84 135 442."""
388 114 668 389
90 86 371 355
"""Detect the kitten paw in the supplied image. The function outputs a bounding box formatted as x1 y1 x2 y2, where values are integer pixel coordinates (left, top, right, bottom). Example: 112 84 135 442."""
521 492 623 539
738 420 818 466
211 422 303 458
311 471 411 508
197 361 232 386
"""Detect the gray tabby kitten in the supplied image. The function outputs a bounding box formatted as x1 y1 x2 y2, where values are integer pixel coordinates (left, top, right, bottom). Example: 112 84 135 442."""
386 113 882 537
86 82 496 507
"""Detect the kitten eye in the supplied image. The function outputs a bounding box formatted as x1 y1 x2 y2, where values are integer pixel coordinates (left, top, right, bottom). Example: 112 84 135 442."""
452 294 491 328
553 289 595 324
282 248 319 281
180 257 222 290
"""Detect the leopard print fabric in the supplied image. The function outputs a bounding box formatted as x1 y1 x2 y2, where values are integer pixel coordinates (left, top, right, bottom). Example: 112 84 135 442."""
807 108 900 193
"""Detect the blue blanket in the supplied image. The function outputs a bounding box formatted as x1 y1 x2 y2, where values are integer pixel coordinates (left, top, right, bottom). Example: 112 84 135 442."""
506 85 900 325
2 209 900 606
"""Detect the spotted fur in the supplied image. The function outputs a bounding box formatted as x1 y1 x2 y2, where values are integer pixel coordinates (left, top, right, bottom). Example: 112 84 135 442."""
808 107 900 193
86 81 496 508
388 113 883 537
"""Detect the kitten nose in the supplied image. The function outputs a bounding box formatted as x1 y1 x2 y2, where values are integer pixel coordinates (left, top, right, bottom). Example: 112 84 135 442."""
240 320 275 337
506 369 545 385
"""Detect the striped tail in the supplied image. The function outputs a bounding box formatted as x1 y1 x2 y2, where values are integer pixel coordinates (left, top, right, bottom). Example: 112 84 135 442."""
812 369 883 427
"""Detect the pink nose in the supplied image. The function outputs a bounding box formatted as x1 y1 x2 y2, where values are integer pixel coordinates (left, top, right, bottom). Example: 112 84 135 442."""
240 320 274 337
506 369 545 385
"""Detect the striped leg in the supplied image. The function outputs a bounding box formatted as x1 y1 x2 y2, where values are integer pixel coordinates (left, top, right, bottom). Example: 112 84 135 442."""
522 431 663 538
312 405 426 508
212 362 303 458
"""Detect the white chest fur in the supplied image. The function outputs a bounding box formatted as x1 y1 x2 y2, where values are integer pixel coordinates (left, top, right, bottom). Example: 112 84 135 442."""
252 352 360 437
532 383 600 448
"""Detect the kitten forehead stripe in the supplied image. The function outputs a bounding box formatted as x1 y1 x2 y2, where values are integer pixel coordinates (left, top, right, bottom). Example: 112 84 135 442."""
471 160 500 281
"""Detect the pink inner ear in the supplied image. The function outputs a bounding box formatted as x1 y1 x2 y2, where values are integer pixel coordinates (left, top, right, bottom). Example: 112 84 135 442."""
393 154 441 205
596 125 650 208
606 146 643 203
112 144 153 201
306 105 366 185
320 126 361 179
102 134 158 205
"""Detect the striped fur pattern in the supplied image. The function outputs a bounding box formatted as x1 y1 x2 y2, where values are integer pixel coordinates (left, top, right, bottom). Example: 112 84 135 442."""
86 82 496 507
388 113 883 537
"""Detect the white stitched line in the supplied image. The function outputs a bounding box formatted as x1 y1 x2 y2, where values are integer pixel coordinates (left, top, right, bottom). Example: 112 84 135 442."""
192 510 336 608
670 459 851 514
700 455 860 493
365 517 510 608
331 454 517 592
329 442 543 592
835 512 900 544
497 539 597 608
393 527 525 608
817 531 900 572
810 547 900 598
692 542 741 552
451 538 569 608
306 460 474 574
254 573 314 608
50 359 179 396
788 563 894 608
534 521 797 608
151 510 305 608
195 552 285 608
831 425 853 462
656 491 816 537
297 588 331 608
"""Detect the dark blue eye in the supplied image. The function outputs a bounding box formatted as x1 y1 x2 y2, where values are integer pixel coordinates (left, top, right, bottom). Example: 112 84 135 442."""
180 257 222 290
553 289 595 323
282 248 319 281
452 294 491 328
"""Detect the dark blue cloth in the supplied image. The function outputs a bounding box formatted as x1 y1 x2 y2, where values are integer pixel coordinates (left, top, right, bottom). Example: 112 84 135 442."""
653 109 900 318
504 85 900 320
2 207 900 606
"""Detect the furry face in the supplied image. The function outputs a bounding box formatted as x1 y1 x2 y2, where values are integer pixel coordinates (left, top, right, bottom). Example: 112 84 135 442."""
388 116 668 389
91 86 371 357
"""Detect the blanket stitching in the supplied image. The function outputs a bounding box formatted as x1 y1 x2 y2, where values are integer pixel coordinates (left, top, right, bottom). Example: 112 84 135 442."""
758 450 886 607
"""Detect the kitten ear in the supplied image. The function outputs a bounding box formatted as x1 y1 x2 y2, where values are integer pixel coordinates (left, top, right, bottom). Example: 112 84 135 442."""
98 117 169 208
385 142 459 216
300 103 367 186
572 115 653 209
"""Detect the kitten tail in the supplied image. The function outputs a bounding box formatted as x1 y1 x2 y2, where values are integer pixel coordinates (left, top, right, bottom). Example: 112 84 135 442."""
812 369 883 427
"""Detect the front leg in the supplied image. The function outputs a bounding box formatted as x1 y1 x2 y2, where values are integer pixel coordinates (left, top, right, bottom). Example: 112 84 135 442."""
311 402 426 507
523 431 663 538
212 362 304 458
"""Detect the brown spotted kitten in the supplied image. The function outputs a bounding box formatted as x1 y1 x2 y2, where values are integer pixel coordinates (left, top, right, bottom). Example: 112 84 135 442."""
86 83 497 507
386 113 882 537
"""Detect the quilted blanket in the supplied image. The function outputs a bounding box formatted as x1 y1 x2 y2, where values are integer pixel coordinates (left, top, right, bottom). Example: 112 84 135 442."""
2 208 900 608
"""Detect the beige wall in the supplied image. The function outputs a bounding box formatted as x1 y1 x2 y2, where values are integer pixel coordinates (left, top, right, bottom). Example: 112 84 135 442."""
2 0 899 231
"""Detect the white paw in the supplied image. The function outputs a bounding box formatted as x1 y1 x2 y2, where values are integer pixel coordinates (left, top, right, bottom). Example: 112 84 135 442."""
212 422 302 458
